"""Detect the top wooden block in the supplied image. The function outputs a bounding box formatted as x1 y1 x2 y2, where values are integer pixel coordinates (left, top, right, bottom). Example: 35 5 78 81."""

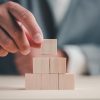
32 39 57 56
41 39 57 55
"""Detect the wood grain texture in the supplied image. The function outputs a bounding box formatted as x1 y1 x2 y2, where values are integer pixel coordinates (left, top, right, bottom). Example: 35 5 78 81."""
33 57 49 73
41 74 58 90
59 73 75 90
50 57 66 73
31 39 57 56
40 39 57 55
25 74 41 90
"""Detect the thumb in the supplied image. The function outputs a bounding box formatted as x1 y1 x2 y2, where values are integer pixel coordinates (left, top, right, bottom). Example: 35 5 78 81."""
26 33 41 48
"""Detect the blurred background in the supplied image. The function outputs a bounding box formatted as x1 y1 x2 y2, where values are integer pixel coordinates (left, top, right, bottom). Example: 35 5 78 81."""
0 0 100 76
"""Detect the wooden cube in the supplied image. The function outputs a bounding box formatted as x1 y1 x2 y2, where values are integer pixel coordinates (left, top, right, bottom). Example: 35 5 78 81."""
50 57 66 73
33 57 49 73
59 73 75 90
40 39 57 55
41 74 58 90
37 54 57 57
25 74 41 90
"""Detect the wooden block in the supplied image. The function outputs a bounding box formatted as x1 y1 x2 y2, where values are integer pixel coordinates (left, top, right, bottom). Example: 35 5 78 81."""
59 73 75 90
37 54 57 57
33 57 49 73
25 74 33 90
50 57 66 73
31 39 57 56
41 74 58 90
40 39 57 55
25 74 41 90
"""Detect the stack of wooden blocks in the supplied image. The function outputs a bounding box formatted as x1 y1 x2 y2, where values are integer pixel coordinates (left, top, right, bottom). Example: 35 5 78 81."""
25 39 74 90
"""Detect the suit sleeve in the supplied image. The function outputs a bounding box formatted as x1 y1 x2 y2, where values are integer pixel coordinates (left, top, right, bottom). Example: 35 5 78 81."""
57 0 100 75
63 44 100 75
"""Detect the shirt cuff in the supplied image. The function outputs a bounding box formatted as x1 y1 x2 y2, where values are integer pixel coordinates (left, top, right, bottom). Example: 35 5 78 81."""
63 45 86 75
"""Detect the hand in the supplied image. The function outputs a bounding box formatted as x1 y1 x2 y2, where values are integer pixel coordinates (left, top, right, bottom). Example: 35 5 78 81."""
16 49 69 75
0 1 43 57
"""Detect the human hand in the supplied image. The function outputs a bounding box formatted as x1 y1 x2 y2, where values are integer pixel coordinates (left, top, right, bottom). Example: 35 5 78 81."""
0 1 43 57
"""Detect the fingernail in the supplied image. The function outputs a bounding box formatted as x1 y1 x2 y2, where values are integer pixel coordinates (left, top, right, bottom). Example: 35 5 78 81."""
33 33 43 44
21 49 30 55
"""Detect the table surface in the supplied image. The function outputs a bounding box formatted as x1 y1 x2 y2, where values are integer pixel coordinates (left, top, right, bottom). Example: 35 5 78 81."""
0 75 100 100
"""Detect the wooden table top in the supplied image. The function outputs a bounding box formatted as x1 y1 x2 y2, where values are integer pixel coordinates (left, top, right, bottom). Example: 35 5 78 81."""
0 75 100 100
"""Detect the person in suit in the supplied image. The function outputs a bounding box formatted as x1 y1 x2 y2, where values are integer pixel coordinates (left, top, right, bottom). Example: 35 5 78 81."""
0 0 100 75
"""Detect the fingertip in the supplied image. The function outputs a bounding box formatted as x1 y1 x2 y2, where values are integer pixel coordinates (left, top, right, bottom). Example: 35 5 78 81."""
20 48 31 55
0 52 8 57
26 33 43 48
30 42 42 48
32 33 43 44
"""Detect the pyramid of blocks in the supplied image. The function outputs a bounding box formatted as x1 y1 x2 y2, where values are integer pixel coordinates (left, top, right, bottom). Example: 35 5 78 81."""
25 39 75 90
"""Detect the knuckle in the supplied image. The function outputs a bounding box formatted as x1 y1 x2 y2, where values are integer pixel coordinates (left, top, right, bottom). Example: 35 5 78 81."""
22 10 34 20
6 1 20 11
6 1 15 8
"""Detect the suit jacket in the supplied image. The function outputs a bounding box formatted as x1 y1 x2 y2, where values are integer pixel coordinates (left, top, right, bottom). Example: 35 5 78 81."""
0 0 100 75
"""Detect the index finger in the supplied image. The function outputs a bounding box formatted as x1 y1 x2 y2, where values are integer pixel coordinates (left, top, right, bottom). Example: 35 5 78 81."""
6 1 43 44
